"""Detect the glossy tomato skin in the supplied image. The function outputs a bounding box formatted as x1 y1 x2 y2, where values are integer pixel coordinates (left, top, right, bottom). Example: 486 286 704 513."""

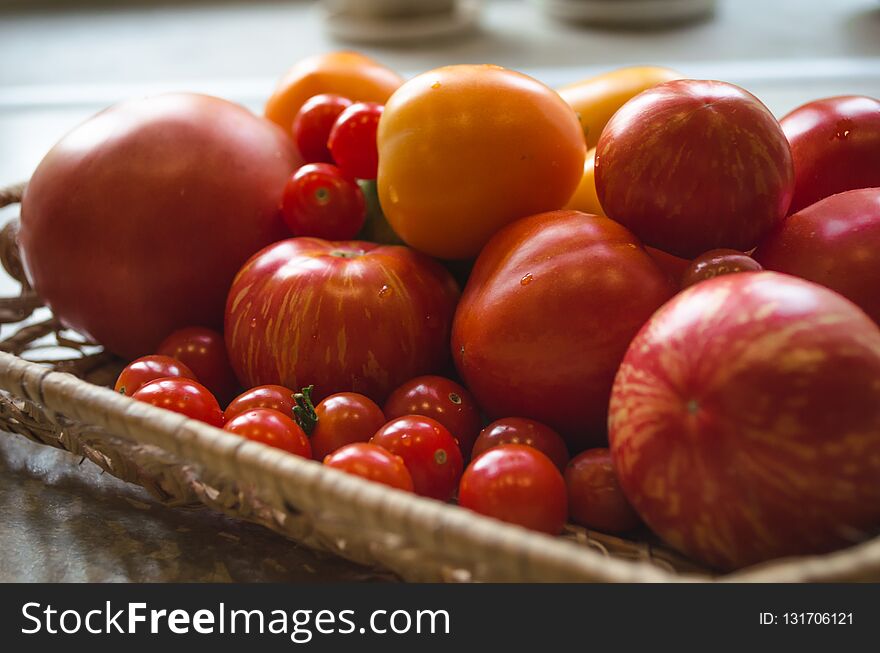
292 94 353 163
158 327 240 406
609 272 880 570
323 443 414 492
681 249 762 289
327 102 383 180
471 417 569 472
754 187 880 323
383 376 482 458
224 385 297 422
370 416 463 500
115 355 196 396
265 52 403 135
595 79 794 258
781 95 880 213
223 408 311 457
565 448 641 533
452 210 675 450
281 163 366 240
378 64 585 260
458 444 567 535
20 94 299 359
310 392 387 461
225 238 459 404
132 377 224 428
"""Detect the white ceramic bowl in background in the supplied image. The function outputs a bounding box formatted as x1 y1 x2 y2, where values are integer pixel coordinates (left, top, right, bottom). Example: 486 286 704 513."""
534 0 717 27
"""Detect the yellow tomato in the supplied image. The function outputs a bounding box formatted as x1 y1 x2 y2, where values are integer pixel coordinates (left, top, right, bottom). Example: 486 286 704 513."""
564 147 604 216
377 64 585 260
265 51 404 134
558 66 682 149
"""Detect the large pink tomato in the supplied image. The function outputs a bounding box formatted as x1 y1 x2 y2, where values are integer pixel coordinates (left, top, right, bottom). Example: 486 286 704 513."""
225 238 459 403
755 187 880 323
781 95 880 213
452 210 675 451
609 272 880 570
20 93 300 359
595 79 794 258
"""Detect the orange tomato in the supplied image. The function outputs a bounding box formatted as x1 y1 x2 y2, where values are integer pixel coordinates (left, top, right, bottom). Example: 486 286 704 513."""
377 64 585 260
564 147 604 216
265 51 404 134
558 65 681 149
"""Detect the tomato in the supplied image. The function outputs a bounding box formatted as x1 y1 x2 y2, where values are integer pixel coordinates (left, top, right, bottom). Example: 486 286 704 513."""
305 390 387 461
383 375 482 457
471 417 569 471
114 355 196 396
645 246 691 287
328 102 383 180
564 448 640 533
557 65 682 149
20 93 300 359
781 95 880 213
371 416 463 500
132 377 224 428
265 51 403 136
323 442 414 492
157 326 240 406
281 163 366 239
563 147 605 217
225 238 459 403
609 272 880 569
595 79 794 258
452 210 674 450
292 94 353 163
681 248 762 289
458 444 567 535
224 384 297 422
223 408 311 457
755 187 880 323
377 64 585 260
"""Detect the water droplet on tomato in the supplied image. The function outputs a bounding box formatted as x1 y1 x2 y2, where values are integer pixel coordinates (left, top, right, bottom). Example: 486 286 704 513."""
249 317 257 328
431 81 441 89
834 118 854 140
520 273 534 286
379 284 391 298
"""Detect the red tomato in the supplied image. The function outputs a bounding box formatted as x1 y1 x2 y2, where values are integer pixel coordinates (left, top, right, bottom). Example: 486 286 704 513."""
370 416 463 500
307 391 387 461
471 417 569 471
458 444 567 535
224 408 311 457
328 102 383 180
292 94 353 163
383 375 482 458
645 246 691 287
565 448 641 533
114 355 196 396
755 187 880 323
680 248 762 289
20 93 300 359
323 442 414 492
132 377 224 428
781 95 880 213
158 326 240 406
595 80 794 258
280 163 366 240
609 272 880 569
452 210 674 450
225 238 459 403
224 384 297 422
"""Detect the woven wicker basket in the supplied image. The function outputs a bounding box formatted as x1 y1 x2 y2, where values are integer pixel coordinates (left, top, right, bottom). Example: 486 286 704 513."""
2 182 879 582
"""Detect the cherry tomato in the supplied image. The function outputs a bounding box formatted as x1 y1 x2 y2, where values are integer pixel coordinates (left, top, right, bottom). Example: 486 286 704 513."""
224 408 311 457
280 163 366 240
132 377 224 427
292 94 353 163
383 375 482 459
565 448 641 533
459 444 567 535
681 248 762 289
297 388 386 461
323 442 413 492
328 102 383 180
114 355 197 396
158 326 240 406
370 415 463 500
224 384 297 422
471 417 569 471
